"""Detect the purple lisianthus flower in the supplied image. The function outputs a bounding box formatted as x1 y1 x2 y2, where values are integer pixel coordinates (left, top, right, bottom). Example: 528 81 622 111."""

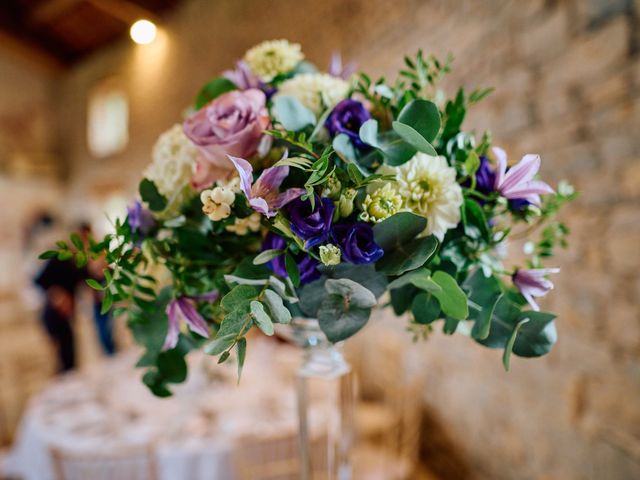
512 267 560 312
332 222 384 265
163 291 219 350
288 196 335 249
475 156 496 195
127 201 155 238
262 232 320 285
325 99 371 149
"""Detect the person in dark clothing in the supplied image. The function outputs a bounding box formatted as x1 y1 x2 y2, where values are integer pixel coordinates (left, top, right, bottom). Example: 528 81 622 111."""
34 258 86 372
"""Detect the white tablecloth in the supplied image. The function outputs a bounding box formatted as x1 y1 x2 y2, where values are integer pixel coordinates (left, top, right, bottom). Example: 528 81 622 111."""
5 338 324 480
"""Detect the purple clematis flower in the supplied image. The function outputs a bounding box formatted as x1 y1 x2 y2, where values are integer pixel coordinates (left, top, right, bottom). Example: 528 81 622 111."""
512 268 560 312
223 61 277 98
325 99 372 149
493 147 554 207
262 232 320 285
163 291 219 350
228 155 305 218
328 52 357 80
288 196 335 249
127 201 155 238
332 222 384 264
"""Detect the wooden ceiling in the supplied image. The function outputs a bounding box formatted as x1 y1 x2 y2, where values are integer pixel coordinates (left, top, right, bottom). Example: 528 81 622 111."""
0 0 181 69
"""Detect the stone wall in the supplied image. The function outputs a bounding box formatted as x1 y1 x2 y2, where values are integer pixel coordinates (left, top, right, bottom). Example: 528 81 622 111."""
14 0 640 478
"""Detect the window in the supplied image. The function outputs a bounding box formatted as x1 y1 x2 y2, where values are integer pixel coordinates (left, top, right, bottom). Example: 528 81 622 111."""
87 78 128 158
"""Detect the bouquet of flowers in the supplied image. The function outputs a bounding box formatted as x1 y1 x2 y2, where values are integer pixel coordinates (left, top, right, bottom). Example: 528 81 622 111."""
43 40 575 396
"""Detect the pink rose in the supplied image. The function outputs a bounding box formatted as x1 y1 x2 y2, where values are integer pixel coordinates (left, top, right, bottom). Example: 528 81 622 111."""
183 89 270 188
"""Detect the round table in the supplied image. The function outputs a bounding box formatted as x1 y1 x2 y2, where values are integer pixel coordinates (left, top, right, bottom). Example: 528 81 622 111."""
5 338 324 480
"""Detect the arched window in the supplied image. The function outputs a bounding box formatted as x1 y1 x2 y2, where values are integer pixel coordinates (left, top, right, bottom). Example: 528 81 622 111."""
87 77 128 158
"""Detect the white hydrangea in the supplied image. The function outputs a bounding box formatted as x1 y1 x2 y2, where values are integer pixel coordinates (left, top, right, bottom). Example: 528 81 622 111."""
144 124 197 198
244 39 304 82
276 73 349 115
391 153 463 240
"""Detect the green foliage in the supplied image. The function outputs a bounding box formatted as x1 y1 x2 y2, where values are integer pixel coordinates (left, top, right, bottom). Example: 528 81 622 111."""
194 77 237 110
273 95 316 131
318 279 377 342
139 179 167 212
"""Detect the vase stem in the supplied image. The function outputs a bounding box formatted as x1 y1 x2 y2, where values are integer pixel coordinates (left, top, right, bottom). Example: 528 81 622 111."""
296 341 354 479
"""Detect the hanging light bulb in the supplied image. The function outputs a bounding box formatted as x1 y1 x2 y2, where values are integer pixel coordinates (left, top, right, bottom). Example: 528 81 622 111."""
130 19 157 45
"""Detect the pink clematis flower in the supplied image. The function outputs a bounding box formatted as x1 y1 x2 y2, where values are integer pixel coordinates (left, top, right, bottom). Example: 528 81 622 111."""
228 155 305 218
163 291 219 351
512 268 560 311
493 147 554 207
328 52 358 80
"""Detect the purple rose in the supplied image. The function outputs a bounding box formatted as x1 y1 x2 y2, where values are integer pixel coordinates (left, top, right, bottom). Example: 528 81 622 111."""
288 196 335 249
183 89 271 188
127 201 155 239
332 222 384 265
325 99 371 149
262 233 320 285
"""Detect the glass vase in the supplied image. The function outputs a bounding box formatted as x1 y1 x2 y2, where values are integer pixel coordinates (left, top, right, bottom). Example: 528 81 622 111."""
284 318 355 480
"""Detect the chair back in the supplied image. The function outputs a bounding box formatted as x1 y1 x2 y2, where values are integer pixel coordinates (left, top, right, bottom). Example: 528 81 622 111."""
50 445 156 480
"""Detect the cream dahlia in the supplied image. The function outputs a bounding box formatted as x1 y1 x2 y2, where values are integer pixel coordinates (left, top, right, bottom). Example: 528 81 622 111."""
243 39 303 82
392 153 463 240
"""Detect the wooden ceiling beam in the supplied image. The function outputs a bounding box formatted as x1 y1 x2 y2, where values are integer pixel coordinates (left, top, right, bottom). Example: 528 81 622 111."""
85 0 159 25
0 30 66 73
29 0 84 26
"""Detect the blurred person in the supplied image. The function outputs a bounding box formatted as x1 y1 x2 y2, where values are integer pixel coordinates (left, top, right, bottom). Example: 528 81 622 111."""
80 223 117 356
34 221 86 372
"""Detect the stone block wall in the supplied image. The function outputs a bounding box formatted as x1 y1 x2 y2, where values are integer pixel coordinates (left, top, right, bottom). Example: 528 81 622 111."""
9 0 638 477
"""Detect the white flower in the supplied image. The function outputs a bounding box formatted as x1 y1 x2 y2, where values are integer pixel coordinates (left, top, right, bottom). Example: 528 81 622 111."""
201 186 235 221
244 40 303 82
225 212 262 235
144 124 197 198
391 153 463 240
276 73 349 115
319 244 341 266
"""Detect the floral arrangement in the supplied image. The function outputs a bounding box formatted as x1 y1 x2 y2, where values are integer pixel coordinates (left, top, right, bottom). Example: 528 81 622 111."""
42 40 575 396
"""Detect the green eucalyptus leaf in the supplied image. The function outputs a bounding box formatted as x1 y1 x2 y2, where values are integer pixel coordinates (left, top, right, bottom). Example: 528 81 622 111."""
297 277 328 318
397 99 441 142
317 295 371 343
391 121 437 155
464 199 490 242
250 301 274 336
464 270 503 340
411 293 440 324
236 337 247 382
503 318 530 371
273 95 316 131
431 271 468 320
157 350 188 383
377 236 438 276
263 289 292 324
203 333 236 356
252 249 284 265
373 212 427 251
221 285 258 312
194 77 237 110
324 278 377 309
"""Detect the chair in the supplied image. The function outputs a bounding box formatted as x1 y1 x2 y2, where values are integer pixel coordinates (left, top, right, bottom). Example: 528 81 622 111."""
50 445 156 480
233 432 329 480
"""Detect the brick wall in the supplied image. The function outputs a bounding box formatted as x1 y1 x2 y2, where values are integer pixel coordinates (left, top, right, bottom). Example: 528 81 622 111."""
49 0 640 478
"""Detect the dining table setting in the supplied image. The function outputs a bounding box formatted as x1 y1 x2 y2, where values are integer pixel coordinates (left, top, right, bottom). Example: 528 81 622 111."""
4 337 330 480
